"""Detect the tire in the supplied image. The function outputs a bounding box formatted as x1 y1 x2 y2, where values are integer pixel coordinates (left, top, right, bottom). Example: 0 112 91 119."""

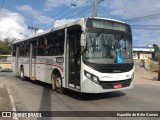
20 67 25 80
51 74 56 91
51 73 63 93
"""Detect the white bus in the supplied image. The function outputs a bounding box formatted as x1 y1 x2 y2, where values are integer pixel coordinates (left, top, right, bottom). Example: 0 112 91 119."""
12 17 134 93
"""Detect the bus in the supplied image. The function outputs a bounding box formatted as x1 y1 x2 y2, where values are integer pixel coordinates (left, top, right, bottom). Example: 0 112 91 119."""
12 17 134 93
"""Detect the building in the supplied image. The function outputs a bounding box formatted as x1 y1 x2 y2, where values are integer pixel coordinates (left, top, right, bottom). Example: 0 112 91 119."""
0 54 12 69
133 46 154 60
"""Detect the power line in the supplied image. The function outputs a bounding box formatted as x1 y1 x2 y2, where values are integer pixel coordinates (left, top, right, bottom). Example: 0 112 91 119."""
99 0 157 20
34 0 80 28
109 0 158 19
122 12 160 22
60 0 92 19
35 0 104 28
107 0 160 22
68 0 105 19
39 0 105 29
39 0 92 29
132 28 160 30
110 0 155 11
131 25 160 30
35 0 159 30
122 7 160 22
28 26 39 34
68 4 93 19
0 0 4 12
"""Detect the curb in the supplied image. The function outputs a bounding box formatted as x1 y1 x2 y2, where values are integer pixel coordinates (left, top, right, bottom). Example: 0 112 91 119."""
6 87 19 120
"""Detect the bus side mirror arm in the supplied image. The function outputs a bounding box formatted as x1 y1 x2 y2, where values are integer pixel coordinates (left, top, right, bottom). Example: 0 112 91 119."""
81 33 86 48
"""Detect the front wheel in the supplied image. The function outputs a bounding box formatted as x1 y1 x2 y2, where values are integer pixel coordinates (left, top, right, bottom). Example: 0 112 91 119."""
51 73 63 93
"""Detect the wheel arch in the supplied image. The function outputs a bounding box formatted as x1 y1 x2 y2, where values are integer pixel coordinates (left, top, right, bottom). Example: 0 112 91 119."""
51 68 64 93
51 68 62 78
20 64 23 70
19 64 24 73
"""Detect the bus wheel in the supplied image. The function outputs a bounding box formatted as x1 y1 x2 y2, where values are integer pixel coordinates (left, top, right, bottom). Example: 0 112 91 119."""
20 67 25 80
52 73 63 93
51 74 56 91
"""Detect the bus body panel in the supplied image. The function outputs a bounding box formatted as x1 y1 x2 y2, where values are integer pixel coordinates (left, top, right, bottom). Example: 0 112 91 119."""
81 60 134 93
12 17 134 93
35 56 64 84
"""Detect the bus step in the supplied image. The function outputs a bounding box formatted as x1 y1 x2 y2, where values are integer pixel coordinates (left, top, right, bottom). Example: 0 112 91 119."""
30 76 36 80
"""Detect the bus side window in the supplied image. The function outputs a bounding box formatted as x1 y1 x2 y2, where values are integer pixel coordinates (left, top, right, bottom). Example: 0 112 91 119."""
37 37 44 56
51 29 65 56
32 40 37 57
57 30 65 55
24 41 29 56
19 42 25 56
41 29 65 56
45 33 52 56
12 45 16 57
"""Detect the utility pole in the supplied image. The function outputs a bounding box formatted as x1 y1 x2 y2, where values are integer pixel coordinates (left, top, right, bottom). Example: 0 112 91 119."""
28 26 39 35
93 0 97 17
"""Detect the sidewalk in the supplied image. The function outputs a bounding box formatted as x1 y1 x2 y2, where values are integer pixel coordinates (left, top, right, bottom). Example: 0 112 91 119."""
134 62 160 86
0 74 15 120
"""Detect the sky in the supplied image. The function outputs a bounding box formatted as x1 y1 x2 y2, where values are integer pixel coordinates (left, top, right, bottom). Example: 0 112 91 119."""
0 0 160 46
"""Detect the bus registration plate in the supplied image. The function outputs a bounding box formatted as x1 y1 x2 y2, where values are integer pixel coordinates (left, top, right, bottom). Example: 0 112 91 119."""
113 84 122 89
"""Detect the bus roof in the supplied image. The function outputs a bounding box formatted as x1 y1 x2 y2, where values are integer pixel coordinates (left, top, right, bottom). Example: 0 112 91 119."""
89 17 126 24
13 17 127 44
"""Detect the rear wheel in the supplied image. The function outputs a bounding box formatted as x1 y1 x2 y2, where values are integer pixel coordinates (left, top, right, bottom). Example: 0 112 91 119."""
51 73 63 93
20 67 25 80
51 74 55 91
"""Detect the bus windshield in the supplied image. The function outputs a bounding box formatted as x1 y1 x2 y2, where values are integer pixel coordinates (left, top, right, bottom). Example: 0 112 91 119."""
83 32 133 64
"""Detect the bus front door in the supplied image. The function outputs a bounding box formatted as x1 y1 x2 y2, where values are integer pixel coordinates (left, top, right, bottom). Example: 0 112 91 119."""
67 27 81 90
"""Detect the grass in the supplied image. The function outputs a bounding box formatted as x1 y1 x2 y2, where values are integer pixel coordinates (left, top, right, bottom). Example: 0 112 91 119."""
149 62 158 72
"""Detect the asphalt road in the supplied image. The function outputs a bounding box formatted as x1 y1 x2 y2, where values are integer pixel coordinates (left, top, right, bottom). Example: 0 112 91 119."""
1 62 160 120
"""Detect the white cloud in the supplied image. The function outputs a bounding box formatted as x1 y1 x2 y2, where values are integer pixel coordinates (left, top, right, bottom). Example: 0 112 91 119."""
54 18 77 27
17 5 54 25
0 9 28 40
37 29 44 34
107 0 160 19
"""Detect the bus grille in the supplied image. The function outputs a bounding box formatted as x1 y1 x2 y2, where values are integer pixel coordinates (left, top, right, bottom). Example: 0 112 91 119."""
97 64 133 73
99 79 132 89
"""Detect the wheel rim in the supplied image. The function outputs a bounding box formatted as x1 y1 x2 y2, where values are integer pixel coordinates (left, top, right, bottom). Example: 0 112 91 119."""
51 74 55 90
56 77 61 89
20 69 24 79
53 75 63 93
52 74 63 93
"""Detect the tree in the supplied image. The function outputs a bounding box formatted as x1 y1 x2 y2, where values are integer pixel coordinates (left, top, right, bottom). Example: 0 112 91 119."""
153 44 159 52
0 38 16 54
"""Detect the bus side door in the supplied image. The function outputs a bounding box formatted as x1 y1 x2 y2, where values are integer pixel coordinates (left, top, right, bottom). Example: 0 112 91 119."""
67 25 81 90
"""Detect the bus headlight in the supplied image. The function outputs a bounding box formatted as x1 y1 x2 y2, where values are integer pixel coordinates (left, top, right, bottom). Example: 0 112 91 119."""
84 71 99 83
85 72 92 79
92 76 99 82
126 73 134 81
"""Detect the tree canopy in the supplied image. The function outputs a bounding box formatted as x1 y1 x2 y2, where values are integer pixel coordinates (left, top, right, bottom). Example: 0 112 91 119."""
0 38 16 55
153 44 160 52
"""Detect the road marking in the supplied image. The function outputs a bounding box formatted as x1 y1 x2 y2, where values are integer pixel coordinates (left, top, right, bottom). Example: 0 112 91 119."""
7 87 19 120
